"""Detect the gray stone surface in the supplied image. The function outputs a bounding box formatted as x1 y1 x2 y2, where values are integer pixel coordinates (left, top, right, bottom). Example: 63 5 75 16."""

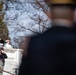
3 48 22 75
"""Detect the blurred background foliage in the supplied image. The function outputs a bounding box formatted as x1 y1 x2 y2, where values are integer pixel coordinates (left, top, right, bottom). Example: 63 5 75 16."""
0 1 9 40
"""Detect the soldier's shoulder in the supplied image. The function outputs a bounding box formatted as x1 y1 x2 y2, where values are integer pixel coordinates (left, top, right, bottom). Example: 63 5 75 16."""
31 28 52 39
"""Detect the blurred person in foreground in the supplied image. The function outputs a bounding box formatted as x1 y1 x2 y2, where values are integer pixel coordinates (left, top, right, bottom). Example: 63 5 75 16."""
18 0 76 75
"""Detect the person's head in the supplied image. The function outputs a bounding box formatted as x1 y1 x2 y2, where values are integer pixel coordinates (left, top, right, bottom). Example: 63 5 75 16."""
5 37 11 44
0 48 4 52
5 40 10 44
48 0 76 26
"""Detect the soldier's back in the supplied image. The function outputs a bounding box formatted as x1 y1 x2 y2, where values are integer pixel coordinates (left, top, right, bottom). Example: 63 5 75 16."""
19 26 76 75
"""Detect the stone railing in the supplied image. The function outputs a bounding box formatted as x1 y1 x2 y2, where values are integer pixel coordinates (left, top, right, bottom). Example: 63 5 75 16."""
3 48 23 75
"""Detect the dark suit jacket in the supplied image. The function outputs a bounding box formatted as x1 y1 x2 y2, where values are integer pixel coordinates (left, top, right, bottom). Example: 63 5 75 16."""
18 26 76 75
